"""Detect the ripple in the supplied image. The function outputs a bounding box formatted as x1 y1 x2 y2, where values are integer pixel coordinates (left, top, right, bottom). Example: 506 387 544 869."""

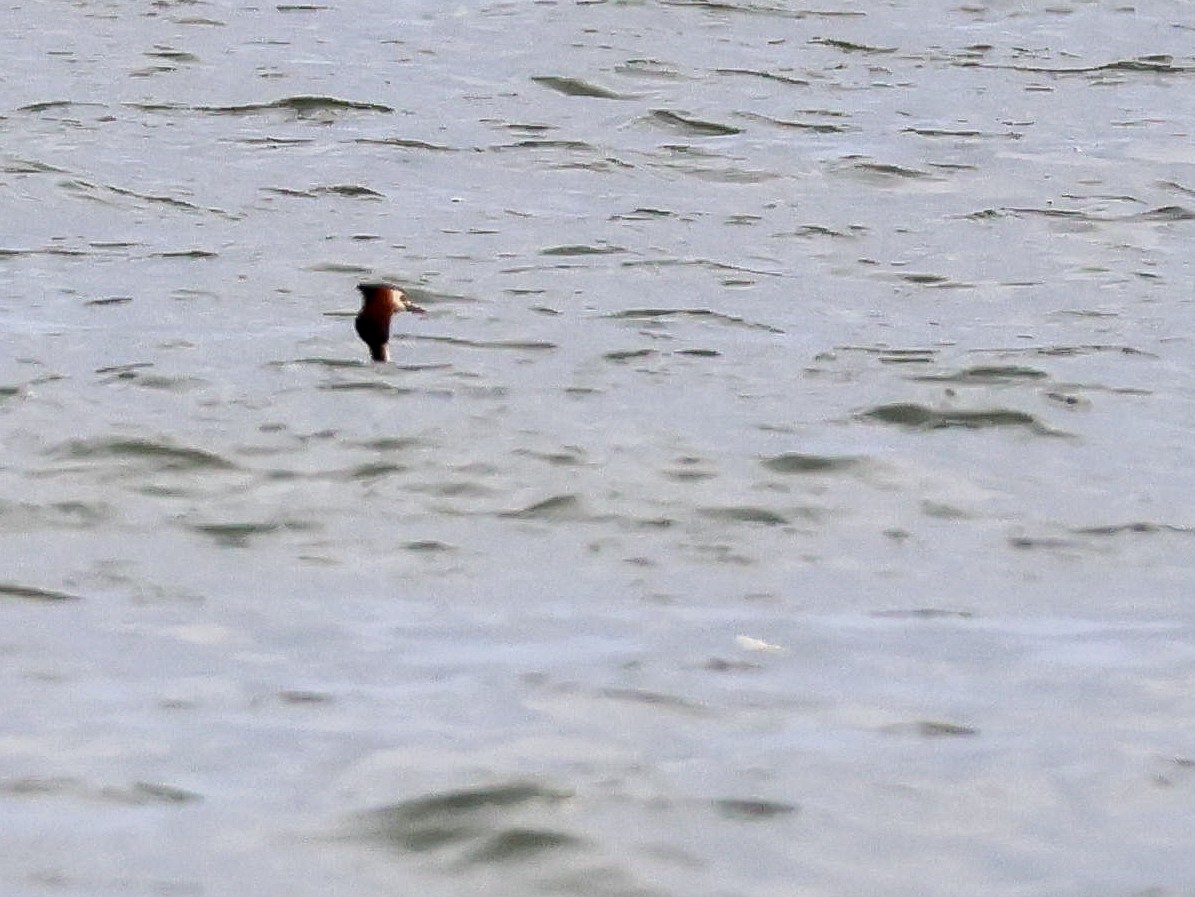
355 437 425 451
837 347 938 363
859 403 1060 434
345 462 408 481
312 184 385 199
413 335 557 351
909 365 1049 384
1001 206 1093 221
286 357 371 368
55 438 237 471
809 37 896 54
1031 344 1155 359
1001 204 1195 223
355 136 457 151
262 186 316 198
58 178 236 217
609 207 675 221
499 494 589 521
1074 522 1195 537
903 126 983 138
97 369 208 391
881 721 978 738
647 110 742 137
871 608 975 619
599 687 707 714
0 777 201 804
700 506 790 526
318 381 415 394
607 307 784 333
661 0 841 17
738 111 851 133
403 540 455 553
191 520 317 548
834 158 938 184
761 453 858 474
896 272 971 288
0 500 111 531
540 243 625 256
714 798 798 820
613 58 681 80
0 244 89 257
1 156 65 174
513 448 588 467
154 248 218 259
354 782 575 855
716 67 809 86
1125 205 1195 222
532 75 625 99
976 55 1195 75
620 257 785 279
18 100 106 114
1008 535 1079 552
774 224 858 238
0 583 82 602
142 49 197 66
604 349 655 362
196 95 393 116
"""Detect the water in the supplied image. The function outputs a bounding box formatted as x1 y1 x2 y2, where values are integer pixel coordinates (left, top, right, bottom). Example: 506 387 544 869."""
3 1 1195 894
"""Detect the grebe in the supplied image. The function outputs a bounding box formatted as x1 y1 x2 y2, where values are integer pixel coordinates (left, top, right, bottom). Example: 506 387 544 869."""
354 282 425 362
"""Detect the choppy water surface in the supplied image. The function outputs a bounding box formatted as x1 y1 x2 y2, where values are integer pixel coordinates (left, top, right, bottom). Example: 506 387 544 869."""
3 1 1195 894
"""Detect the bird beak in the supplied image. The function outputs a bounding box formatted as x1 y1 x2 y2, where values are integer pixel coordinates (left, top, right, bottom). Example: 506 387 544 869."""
403 300 427 314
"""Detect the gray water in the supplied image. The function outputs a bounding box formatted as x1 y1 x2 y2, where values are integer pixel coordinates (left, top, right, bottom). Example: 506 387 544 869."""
3 1 1195 894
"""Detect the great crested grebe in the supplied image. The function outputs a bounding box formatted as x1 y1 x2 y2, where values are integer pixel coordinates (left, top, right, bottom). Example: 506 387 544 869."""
354 282 426 362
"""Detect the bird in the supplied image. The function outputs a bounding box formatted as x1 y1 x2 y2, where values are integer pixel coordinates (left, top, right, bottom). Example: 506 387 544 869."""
354 282 425 362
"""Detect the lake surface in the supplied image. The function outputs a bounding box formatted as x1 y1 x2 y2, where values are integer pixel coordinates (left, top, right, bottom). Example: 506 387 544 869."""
3 1 1195 894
